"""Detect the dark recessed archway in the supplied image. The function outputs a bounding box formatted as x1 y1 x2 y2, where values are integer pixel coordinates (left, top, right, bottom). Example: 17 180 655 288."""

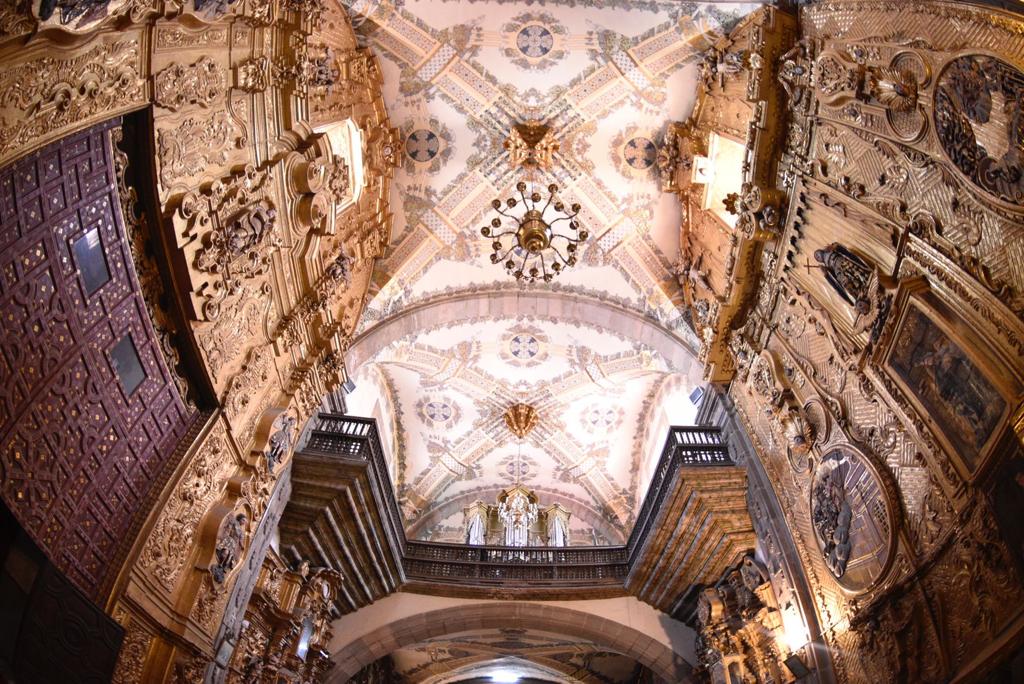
325 596 696 683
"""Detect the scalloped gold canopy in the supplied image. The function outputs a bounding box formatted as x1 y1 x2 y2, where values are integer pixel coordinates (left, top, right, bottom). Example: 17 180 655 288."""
503 403 539 439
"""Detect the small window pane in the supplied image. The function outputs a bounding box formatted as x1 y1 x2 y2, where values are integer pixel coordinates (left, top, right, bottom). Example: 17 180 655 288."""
73 227 110 295
111 334 146 396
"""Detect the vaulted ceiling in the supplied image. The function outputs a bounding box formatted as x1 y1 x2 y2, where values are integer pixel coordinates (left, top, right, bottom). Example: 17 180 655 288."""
389 628 652 683
342 0 761 539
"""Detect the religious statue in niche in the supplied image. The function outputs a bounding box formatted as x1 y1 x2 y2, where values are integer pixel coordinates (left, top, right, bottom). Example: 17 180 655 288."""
499 486 539 547
811 243 874 314
810 449 892 591
889 305 1006 471
698 41 748 91
934 54 1024 207
211 511 248 584
778 40 812 112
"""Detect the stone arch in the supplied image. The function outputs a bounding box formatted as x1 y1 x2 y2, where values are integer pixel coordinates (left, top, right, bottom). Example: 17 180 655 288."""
325 594 697 682
346 289 702 376
415 652 607 684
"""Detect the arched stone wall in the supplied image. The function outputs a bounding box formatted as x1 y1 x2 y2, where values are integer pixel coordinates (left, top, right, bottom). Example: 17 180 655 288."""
346 289 702 376
325 594 697 683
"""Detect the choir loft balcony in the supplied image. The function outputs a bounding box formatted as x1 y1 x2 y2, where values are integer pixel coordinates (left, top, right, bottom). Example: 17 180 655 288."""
278 415 755 616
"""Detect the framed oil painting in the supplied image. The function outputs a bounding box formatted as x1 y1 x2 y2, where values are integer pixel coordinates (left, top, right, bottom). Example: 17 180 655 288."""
881 283 1016 479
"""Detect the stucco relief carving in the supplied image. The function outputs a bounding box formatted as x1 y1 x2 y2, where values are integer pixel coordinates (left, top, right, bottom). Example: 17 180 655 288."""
154 25 227 48
724 182 785 239
153 56 225 112
195 284 270 378
850 588 942 684
324 154 351 204
816 51 919 114
934 55 1024 208
235 56 271 92
109 618 152 684
176 165 279 320
0 38 145 166
275 247 353 349
139 421 235 590
222 345 275 446
157 110 240 189
0 1 36 37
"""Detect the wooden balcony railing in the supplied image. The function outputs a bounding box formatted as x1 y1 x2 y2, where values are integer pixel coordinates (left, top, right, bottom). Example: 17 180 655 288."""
303 413 407 557
627 426 732 564
298 416 733 592
403 541 630 586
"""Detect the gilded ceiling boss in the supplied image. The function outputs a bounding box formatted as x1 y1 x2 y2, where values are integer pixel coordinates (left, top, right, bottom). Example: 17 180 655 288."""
0 0 1022 683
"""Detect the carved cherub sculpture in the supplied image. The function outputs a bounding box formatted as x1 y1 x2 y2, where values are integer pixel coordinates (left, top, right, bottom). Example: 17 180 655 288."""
740 555 770 592
778 40 811 111
266 414 297 471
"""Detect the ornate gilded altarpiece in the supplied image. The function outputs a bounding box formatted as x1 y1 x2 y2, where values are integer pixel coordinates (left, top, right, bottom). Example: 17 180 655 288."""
0 0 396 679
671 2 1024 682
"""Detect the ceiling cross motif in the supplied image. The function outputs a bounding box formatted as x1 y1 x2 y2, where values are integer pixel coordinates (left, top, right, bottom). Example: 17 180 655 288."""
355 318 702 539
348 0 758 335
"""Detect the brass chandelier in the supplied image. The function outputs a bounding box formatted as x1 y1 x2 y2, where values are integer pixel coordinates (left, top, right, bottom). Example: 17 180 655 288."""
481 181 588 283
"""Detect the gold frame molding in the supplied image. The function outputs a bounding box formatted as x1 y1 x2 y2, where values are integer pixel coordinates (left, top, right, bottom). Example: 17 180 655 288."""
877 277 1021 482
808 442 901 595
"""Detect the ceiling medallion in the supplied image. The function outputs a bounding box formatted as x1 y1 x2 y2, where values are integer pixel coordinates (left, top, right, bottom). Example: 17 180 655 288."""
503 403 539 439
504 121 559 169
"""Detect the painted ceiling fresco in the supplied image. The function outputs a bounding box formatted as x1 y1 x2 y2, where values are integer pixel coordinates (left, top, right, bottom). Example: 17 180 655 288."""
389 627 651 683
348 317 701 542
341 0 761 540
